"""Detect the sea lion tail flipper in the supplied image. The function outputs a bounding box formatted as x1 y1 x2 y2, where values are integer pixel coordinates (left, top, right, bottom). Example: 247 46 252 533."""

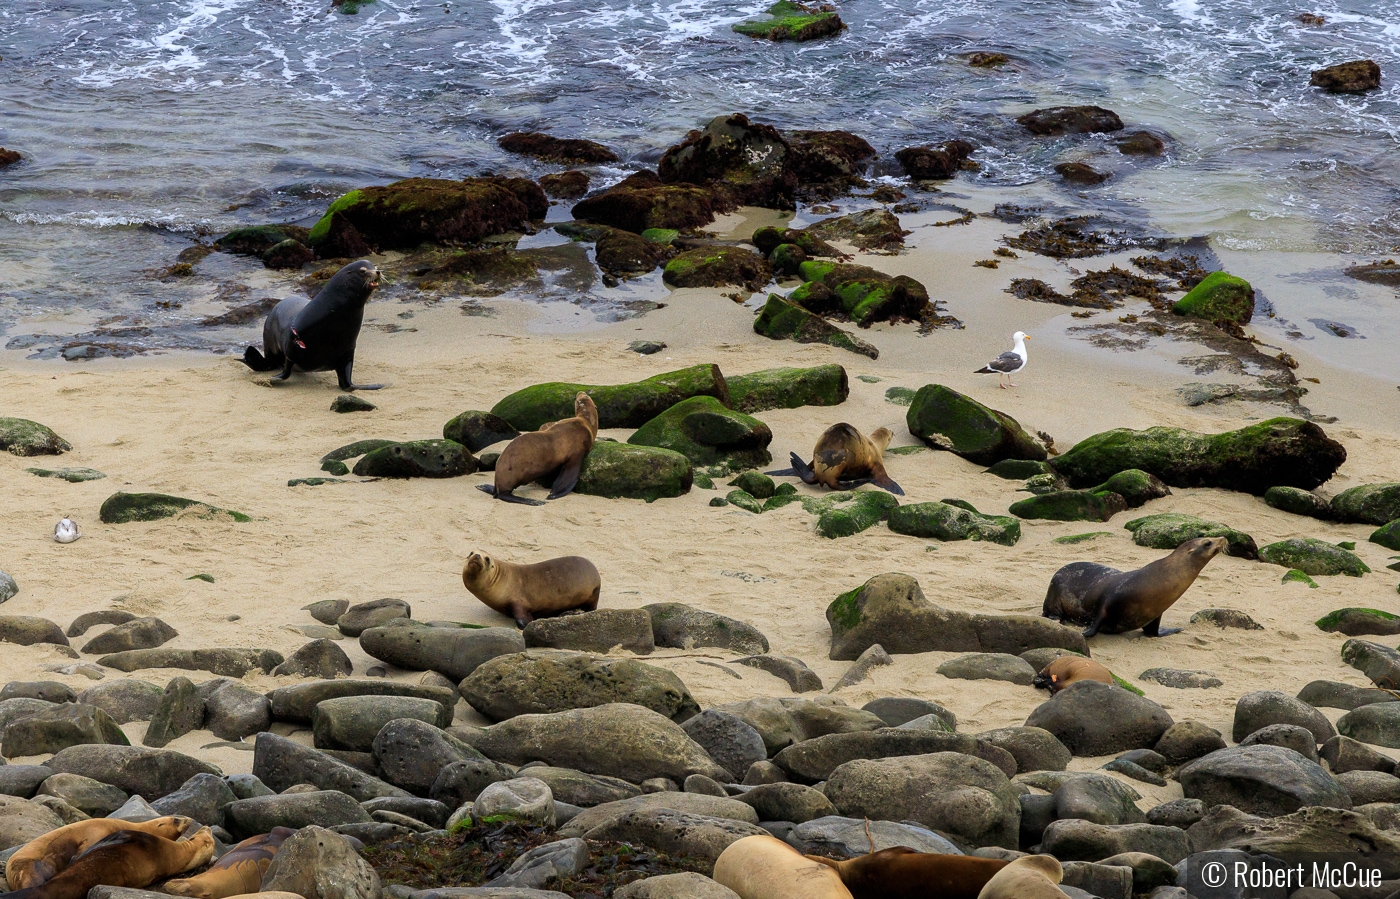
241 347 279 372
548 459 583 500
873 474 905 495
790 452 819 485
495 490 547 507
764 467 799 477
835 477 875 490
1142 616 1182 637
477 484 498 496
271 356 294 382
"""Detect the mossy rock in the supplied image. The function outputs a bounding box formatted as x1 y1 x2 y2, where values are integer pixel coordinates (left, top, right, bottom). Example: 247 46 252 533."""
352 439 477 478
628 396 772 474
725 489 763 514
1265 486 1334 520
214 225 310 256
753 294 878 359
1283 569 1319 588
1122 513 1258 559
1332 483 1400 526
814 491 899 539
710 497 729 507
796 260 929 327
1054 532 1112 545
884 387 916 407
769 243 808 277
26 467 105 482
752 226 840 258
561 441 693 502
319 438 396 475
807 209 907 252
1171 271 1254 326
491 364 729 432
729 471 776 499
906 384 1046 466
571 174 716 233
693 473 715 490
662 246 771 292
641 228 678 245
888 501 1021 546
732 1 845 41
262 238 314 270
99 492 250 524
1259 537 1370 577
1021 473 1069 495
595 229 665 276
1009 490 1127 522
762 483 801 511
1370 521 1400 551
1316 608 1400 635
1050 417 1347 495
727 364 849 413
442 411 520 453
1089 469 1170 508
0 418 71 457
986 459 1055 480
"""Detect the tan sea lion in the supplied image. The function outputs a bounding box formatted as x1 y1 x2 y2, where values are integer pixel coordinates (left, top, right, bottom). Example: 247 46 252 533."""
6 816 195 890
714 835 853 899
1041 536 1228 638
163 828 294 899
5 827 215 899
478 392 598 506
976 855 1068 899
462 551 601 628
771 423 903 495
806 847 1008 899
1033 656 1114 694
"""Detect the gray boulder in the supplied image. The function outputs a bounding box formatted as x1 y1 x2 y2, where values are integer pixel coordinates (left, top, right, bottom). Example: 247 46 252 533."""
338 599 411 637
313 696 450 752
1232 690 1335 744
643 603 769 654
1338 702 1400 748
830 645 893 690
80 618 178 655
1177 745 1351 816
1186 804 1400 867
473 776 555 826
3 702 129 757
1298 679 1397 711
253 732 408 801
977 726 1071 772
735 782 836 824
731 656 823 693
1239 723 1320 762
862 697 956 729
1147 799 1205 829
362 796 450 829
0 697 57 732
1341 639 1400 688
681 711 767 784
360 625 524 682
1041 819 1191 864
1336 770 1400 805
204 683 271 740
143 677 204 748
784 815 961 857
486 838 589 890
307 600 351 625
522 610 655 655
374 718 487 795
79 680 163 724
260 824 383 899
96 648 283 677
937 653 1036 685
267 679 458 723
615 873 739 899
1154 721 1226 764
226 791 372 840
1053 773 1146 825
522 767 641 807
149 772 237 825
428 759 518 809
558 793 759 838
67 610 137 637
1 681 76 703
0 765 54 798
0 616 68 647
1025 681 1173 756
772 730 1015 783
712 697 884 756
582 809 766 864
0 796 64 850
36 772 127 816
274 639 354 679
459 650 698 723
1321 734 1396 774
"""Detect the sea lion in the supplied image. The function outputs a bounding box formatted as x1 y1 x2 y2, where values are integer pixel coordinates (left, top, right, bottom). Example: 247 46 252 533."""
713 835 853 899
769 423 903 495
6 816 195 890
1042 536 1228 638
462 551 601 627
163 828 294 899
477 392 598 506
241 259 386 391
806 847 1008 899
1033 656 1114 694
976 855 1067 899
5 827 215 899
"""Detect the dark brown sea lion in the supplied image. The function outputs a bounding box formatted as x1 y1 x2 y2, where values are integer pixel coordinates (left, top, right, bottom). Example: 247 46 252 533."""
976 855 1068 899
1042 536 1228 638
477 392 598 506
5 827 215 899
1032 656 1115 694
713 835 853 899
806 847 1009 899
462 551 601 627
6 816 195 890
163 828 294 899
770 423 903 495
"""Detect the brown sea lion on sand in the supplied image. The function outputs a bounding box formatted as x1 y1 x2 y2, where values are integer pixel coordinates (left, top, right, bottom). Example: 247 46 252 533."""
770 423 903 495
806 847 1008 899
714 835 854 899
976 855 1068 899
1032 656 1114 694
462 551 601 628
478 392 598 506
6 816 195 890
163 828 294 899
5 827 215 899
1042 536 1228 638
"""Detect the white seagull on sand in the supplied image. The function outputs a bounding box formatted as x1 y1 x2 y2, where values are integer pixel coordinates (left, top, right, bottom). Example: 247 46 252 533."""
54 518 80 544
976 331 1030 388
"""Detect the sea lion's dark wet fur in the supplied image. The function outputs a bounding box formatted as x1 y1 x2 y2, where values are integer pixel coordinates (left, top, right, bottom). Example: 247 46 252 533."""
807 848 1008 899
770 423 903 495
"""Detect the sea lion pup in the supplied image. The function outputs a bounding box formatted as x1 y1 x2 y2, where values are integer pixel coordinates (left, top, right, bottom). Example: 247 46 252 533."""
5 827 215 899
806 847 1008 899
241 259 387 391
713 835 853 899
769 423 904 495
463 551 601 628
976 855 1068 899
1033 656 1114 694
1042 536 1228 638
6 816 195 890
163 827 294 899
477 392 598 506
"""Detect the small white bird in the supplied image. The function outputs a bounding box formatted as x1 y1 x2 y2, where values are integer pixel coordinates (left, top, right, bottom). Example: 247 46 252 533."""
54 518 80 544
976 330 1030 389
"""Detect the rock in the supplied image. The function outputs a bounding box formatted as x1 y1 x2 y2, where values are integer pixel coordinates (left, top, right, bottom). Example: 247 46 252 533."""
493 364 728 433
523 610 656 655
0 765 54 798
905 384 1046 465
1 680 75 703
268 679 458 724
1018 106 1125 135
98 492 248 524
1010 490 1127 522
830 644 892 690
1050 417 1346 495
714 697 885 756
80 618 178 654
0 616 68 647
894 141 976 180
142 677 205 748
806 210 907 252
644 603 769 655
1322 734 1396 774
752 294 880 359
1372 520 1400 550
1041 819 1189 863
3 702 129 757
1185 804 1400 862
1121 513 1258 558
360 625 524 682
33 794 90 825
1147 798 1205 829
732 655 823 693
225 791 371 839
1342 640 1400 689
938 653 1036 685
149 772 237 825
1239 724 1320 761
1138 667 1222 690
1338 702 1400 749
827 572 1087 661
1265 485 1335 519
260 824 382 899
460 650 697 723
584 808 767 864
470 703 728 783
735 782 836 824
888 501 1021 545
862 697 956 730
204 683 272 741
572 171 716 234
1317 608 1400 636
564 440 692 502
731 4 844 42
810 490 899 539
1056 162 1110 185
335 602 412 639
0 417 71 456
253 732 409 801
662 247 771 292
1171 271 1254 327
440 413 520 455
773 730 1015 784
1116 131 1166 155
499 132 617 164
1259 537 1369 576
1053 773 1146 825
373 717 489 795
628 396 771 475
313 696 450 752
46 744 219 799
331 394 375 413
1331 482 1400 526
0 796 64 850
1178 744 1350 815
466 776 553 828
96 648 283 677
683 774 727 797
225 773 275 800
1337 770 1400 805
427 759 517 809
362 796 449 829
520 767 640 808
1153 721 1226 764
1025 681 1174 757
487 837 589 890
615 872 738 899
1311 59 1381 93
726 365 848 415
1061 862 1134 899
0 696 54 731
274 639 354 679
596 228 667 276
791 260 932 328
1089 470 1171 508
1190 609 1264 631
352 439 476 479
978 726 1072 773
681 712 767 785
1233 691 1335 745
558 792 758 840
36 772 128 816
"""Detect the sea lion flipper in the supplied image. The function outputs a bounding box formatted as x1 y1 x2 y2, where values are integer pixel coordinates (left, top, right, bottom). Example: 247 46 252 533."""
1142 616 1182 637
764 467 799 477
835 477 874 490
790 452 819 485
548 459 583 500
1082 606 1107 638
336 360 387 391
241 347 279 372
873 474 905 495
271 356 294 382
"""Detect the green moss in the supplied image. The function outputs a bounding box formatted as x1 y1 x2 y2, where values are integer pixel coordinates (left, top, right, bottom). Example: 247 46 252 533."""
815 491 899 538
885 387 916 407
1332 483 1400 526
906 384 1046 465
827 586 865 631
491 364 729 432
1284 569 1319 588
888 501 1021 545
187 574 215 583
1317 608 1396 629
662 247 770 290
1370 520 1400 551
214 225 309 256
752 294 878 359
1259 537 1370 577
1112 675 1145 696
727 365 849 413
353 440 476 479
640 228 678 245
1122 512 1258 558
709 497 729 507
729 471 776 499
797 260 837 283
693 473 715 490
321 439 398 464
762 485 802 511
336 0 376 13
986 459 1055 480
1054 532 1112 545
733 7 844 41
1171 271 1254 325
1009 490 1126 522
1089 469 1170 508
307 189 364 246
627 396 772 474
1339 541 1357 551
321 461 350 476
99 492 250 524
1021 473 1068 495
726 489 763 514
1264 485 1334 520
0 418 71 457
559 441 693 502
26 467 105 482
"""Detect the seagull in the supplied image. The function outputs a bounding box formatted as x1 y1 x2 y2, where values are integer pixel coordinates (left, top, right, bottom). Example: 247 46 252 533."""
54 518 80 544
976 331 1030 389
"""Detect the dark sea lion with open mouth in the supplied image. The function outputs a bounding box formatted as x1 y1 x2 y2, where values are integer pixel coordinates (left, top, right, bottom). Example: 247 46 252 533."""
769 423 903 495
241 259 387 390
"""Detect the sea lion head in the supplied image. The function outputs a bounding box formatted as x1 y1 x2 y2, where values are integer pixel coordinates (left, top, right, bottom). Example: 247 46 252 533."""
868 427 894 452
149 815 199 839
463 551 497 587
574 391 599 432
1181 535 1228 564
1008 854 1063 882
179 827 218 870
320 259 382 303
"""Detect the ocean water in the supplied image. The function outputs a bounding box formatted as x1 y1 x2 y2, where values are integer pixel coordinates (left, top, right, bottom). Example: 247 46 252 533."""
1 0 1397 371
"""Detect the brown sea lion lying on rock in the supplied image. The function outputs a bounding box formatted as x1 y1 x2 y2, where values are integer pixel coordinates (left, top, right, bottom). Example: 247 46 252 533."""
714 835 853 899
770 423 903 494
6 816 195 891
1032 656 1114 694
807 847 1008 899
5 827 215 899
164 827 294 899
463 550 601 628
479 392 598 505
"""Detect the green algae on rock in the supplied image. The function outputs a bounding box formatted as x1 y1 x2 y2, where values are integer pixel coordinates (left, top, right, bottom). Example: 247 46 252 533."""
491 364 729 432
753 294 879 359
732 1 845 41
0 418 71 457
906 384 1047 466
727 364 849 413
884 386 916 407
811 490 899 538
1049 417 1346 495
986 459 1055 480
1171 271 1255 327
497 132 619 164
330 394 376 413
1259 537 1370 577
752 227 839 258
1089 469 1171 508
729 471 776 499
627 396 772 473
1021 472 1069 495
319 438 397 476
795 260 930 327
1283 569 1319 588
1009 490 1127 522
888 501 1021 545
442 411 520 453
26 467 105 482
563 441 693 502
662 246 771 291
214 224 311 257
1054 532 1113 545
725 489 764 514
1332 483 1400 526
352 440 477 479
1316 608 1400 635
1123 512 1258 559
1370 521 1400 551
572 173 717 233
1265 485 1335 520
99 492 250 524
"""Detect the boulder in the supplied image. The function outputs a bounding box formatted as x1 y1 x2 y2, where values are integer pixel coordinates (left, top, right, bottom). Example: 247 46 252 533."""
226 790 371 839
752 295 880 359
734 782 836 824
1343 640 1400 689
1265 485 1335 519
1010 490 1127 522
143 677 205 748
726 365 848 414
978 726 1071 773
360 625 524 682
337 599 412 638
350 439 477 479
307 177 544 253
486 837 589 890
1337 770 1400 805
2 680 75 703
1025 682 1174 757
1178 745 1351 815
274 639 354 679
731 5 845 43
36 772 128 817
0 796 65 850
1258 538 1369 576
792 260 931 327
784 815 961 857
572 172 716 234
656 113 799 209
1137 668 1222 689
1239 724 1320 761
375 718 487 795
1310 59 1381 93
558 792 759 839
811 491 899 539
149 772 237 825
306 600 350 625
1171 271 1254 327
644 603 769 655
473 776 555 826
1040 820 1190 864
615 873 738 899
905 384 1046 465
679 711 767 784
0 571 15 604
313 696 450 752
98 492 248 524
713 697 885 756
807 210 907 252
45 745 219 799
1322 734 1397 774
519 766 641 808
252 732 408 801
1147 799 1205 830
1017 106 1125 135
362 796 449 829
267 679 458 723
1154 721 1226 764
499 132 617 164
1233 691 1335 744
492 364 728 432
96 648 282 677
3 702 129 757
662 247 770 292
442 412 520 453
259 824 382 899
1338 702 1400 748
80 618 178 654
1316 608 1400 636
772 730 1015 783
863 697 956 730
1123 512 1259 558
595 228 666 276
1332 483 1400 526
205 683 272 740
522 610 655 655
937 653 1036 686
628 396 771 475
1372 520 1400 551
1056 162 1110 186
0 616 69 647
1052 773 1145 825
460 650 698 723
0 765 55 798
428 759 518 809
894 141 976 180
566 441 692 502
0 417 71 456
888 501 1021 545
732 655 823 693
583 808 767 865
1186 805 1400 867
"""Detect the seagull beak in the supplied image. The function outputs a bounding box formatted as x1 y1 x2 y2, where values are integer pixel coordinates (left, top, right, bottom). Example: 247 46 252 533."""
1023 335 1032 340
